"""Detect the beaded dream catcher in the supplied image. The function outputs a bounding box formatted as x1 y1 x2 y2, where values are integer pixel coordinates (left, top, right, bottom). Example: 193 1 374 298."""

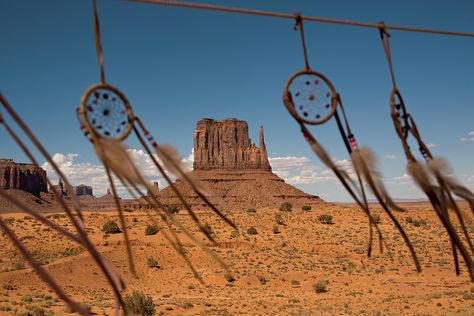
78 0 236 282
379 24 474 280
283 14 420 271
0 94 125 316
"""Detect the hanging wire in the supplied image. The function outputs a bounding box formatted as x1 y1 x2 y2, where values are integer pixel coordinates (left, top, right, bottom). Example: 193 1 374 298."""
124 0 474 38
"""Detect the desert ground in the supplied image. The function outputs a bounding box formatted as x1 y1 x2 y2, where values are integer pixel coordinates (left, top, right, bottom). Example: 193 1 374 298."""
0 202 473 315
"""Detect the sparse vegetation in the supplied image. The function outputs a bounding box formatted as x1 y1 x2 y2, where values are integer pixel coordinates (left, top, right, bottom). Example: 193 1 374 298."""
318 214 334 225
279 202 292 212
247 227 258 235
313 280 329 293
272 224 281 234
275 213 285 225
246 208 256 213
202 222 212 236
167 205 179 214
144 224 159 236
406 216 427 227
147 257 159 268
301 205 312 211
102 220 121 234
4 217 15 224
371 213 381 224
225 273 236 283
124 291 155 316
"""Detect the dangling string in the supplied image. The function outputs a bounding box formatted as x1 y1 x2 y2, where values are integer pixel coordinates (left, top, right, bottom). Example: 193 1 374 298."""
379 22 397 88
294 12 311 70
92 0 106 84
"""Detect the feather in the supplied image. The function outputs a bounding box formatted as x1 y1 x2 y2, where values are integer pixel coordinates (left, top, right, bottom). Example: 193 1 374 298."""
428 157 474 215
93 138 146 186
351 147 404 212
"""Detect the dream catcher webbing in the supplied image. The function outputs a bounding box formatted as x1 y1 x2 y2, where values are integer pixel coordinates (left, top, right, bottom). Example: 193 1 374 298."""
283 14 421 271
0 94 125 316
379 24 474 280
78 0 236 281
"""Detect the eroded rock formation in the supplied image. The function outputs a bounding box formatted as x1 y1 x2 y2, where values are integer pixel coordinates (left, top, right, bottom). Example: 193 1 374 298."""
76 184 93 196
156 118 323 209
0 159 48 197
193 119 271 171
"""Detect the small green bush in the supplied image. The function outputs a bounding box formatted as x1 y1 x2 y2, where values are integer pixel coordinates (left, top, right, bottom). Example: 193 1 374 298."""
371 213 381 224
275 213 285 225
147 257 159 268
247 227 258 235
301 205 312 211
102 220 121 234
313 280 329 293
4 217 15 224
272 224 281 234
202 222 212 236
279 202 292 212
318 214 334 225
246 208 256 213
406 216 413 224
167 205 179 214
144 224 159 236
124 291 155 316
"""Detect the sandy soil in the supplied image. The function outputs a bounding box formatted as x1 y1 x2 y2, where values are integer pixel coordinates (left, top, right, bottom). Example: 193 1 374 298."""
0 202 473 315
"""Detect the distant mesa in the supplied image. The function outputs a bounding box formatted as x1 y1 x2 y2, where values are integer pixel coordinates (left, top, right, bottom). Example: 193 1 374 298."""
76 184 93 196
157 118 323 209
0 158 47 197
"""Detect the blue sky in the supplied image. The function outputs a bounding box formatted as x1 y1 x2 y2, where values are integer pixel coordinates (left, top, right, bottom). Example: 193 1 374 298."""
1 0 473 201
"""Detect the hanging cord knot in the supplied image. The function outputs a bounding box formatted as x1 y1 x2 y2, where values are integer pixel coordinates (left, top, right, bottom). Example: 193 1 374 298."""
293 12 311 70
378 21 391 39
293 12 302 30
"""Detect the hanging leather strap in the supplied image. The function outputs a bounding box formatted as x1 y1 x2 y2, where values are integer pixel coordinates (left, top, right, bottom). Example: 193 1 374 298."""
92 0 106 84
379 22 397 88
293 12 311 70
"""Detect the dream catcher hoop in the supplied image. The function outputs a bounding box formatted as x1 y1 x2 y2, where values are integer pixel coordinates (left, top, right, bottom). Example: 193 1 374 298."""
283 14 421 271
79 83 134 141
379 24 474 280
78 0 237 287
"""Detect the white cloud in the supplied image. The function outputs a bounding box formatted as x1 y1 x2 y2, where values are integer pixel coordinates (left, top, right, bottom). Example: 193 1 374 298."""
394 173 411 185
43 147 194 197
460 131 474 142
427 143 437 148
384 154 396 160
269 156 337 185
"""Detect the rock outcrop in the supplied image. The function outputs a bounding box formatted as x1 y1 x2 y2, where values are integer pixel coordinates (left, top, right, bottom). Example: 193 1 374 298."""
0 159 48 197
193 119 271 171
147 182 159 197
76 184 93 196
156 118 323 209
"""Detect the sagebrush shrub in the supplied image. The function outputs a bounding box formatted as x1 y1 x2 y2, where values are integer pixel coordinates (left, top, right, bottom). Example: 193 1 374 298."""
318 214 334 225
144 224 159 236
124 291 155 316
279 202 292 212
247 227 258 235
102 220 120 234
301 205 312 211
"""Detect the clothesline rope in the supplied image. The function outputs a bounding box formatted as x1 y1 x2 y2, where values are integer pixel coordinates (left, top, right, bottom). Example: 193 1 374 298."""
124 0 474 38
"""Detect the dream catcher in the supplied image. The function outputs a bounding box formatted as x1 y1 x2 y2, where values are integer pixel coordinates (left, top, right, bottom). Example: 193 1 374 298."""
0 94 125 316
78 0 236 282
379 24 474 280
282 14 420 271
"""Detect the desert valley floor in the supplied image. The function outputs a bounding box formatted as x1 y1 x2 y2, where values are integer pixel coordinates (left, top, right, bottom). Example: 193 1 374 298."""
0 203 473 315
